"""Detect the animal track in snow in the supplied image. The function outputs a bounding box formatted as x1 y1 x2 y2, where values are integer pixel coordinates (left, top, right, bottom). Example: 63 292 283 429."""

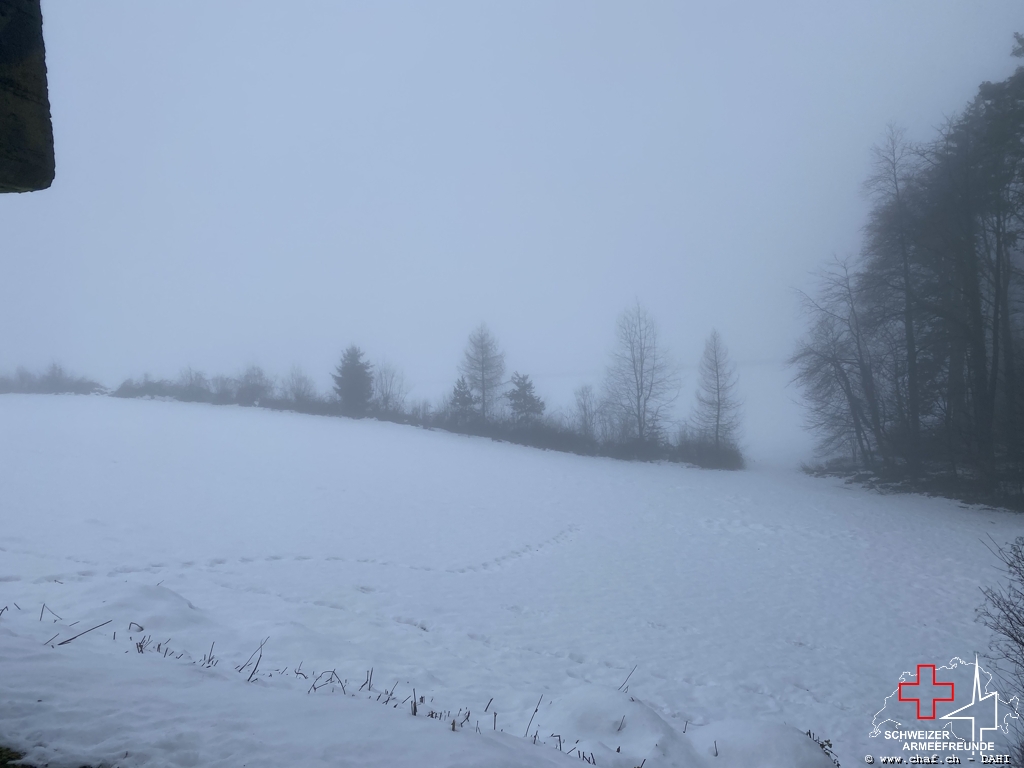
395 616 429 631
446 524 578 574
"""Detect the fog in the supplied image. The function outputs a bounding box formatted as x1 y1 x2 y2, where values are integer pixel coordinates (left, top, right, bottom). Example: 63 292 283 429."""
2 1 1020 462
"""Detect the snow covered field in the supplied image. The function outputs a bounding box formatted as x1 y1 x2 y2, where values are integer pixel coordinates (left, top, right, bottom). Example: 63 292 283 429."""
0 395 1020 767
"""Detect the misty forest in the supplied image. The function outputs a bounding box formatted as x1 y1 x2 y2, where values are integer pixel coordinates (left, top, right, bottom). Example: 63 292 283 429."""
792 36 1024 504
3 7 1024 768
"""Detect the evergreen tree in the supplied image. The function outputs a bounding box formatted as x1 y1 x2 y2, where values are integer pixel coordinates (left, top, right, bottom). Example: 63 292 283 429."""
506 372 545 424
332 345 373 417
449 376 477 423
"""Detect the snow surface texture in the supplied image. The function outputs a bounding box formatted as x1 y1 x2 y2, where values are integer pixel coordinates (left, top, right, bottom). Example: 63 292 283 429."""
0 395 1018 767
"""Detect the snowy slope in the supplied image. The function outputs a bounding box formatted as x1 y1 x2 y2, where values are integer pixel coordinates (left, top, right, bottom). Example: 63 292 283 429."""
0 395 1019 767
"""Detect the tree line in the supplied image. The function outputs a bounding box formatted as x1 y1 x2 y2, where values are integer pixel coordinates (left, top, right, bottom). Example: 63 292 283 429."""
0 304 745 470
791 35 1024 502
285 303 743 467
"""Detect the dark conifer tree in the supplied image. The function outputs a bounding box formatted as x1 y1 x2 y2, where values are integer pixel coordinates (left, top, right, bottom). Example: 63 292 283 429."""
506 372 545 424
449 376 477 424
332 345 373 417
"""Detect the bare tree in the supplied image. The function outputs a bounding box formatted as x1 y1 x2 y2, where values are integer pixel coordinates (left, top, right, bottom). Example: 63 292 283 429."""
177 366 211 402
237 365 275 406
789 313 873 463
604 301 679 442
458 323 505 422
691 329 741 449
597 403 634 444
373 360 407 414
791 259 889 468
407 398 432 424
572 384 599 441
979 536 1024 763
863 124 923 471
284 365 319 403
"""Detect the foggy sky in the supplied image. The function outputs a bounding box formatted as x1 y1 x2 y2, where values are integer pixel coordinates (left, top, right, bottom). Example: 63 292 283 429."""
2 1 1021 460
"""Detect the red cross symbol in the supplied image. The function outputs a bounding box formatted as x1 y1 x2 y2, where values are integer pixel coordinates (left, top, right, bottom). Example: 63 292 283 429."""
898 664 955 719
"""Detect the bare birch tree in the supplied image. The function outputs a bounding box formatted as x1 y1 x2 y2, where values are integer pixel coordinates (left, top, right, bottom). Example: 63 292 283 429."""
373 360 407 414
604 302 679 442
572 384 599 441
284 365 319 403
